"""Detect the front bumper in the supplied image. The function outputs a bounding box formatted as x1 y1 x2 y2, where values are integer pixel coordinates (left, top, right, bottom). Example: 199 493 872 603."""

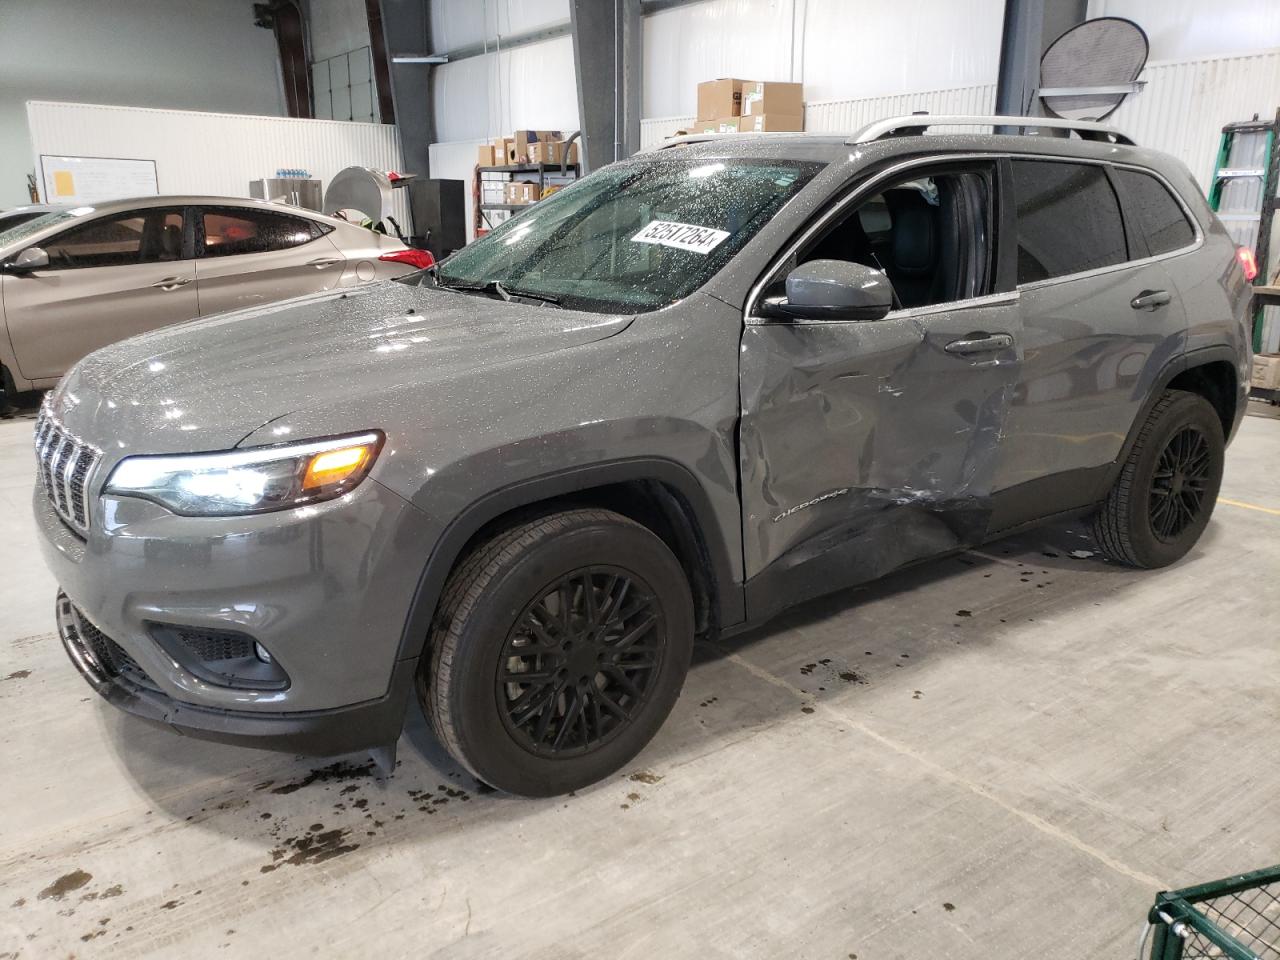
36 474 435 753
57 593 416 754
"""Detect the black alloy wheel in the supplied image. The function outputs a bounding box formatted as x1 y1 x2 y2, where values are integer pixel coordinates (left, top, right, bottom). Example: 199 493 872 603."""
420 508 694 796
1092 389 1225 568
498 568 664 757
1148 426 1212 540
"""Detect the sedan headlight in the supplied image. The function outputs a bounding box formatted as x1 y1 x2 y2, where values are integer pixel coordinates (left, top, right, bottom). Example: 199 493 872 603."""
103 432 383 517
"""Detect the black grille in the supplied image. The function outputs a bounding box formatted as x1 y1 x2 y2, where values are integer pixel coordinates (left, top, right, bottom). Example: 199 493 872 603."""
59 596 161 692
34 405 102 534
173 628 254 664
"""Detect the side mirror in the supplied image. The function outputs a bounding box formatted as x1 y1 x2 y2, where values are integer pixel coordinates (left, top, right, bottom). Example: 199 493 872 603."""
758 259 893 322
6 246 50 275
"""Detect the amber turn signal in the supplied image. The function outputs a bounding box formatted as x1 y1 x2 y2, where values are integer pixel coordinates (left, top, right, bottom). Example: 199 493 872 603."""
302 444 374 491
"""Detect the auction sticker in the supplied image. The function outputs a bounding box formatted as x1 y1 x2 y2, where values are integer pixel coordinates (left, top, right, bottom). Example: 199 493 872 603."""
630 220 730 255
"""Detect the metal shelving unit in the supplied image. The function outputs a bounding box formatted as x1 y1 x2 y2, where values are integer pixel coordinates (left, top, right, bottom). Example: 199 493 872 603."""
475 162 581 234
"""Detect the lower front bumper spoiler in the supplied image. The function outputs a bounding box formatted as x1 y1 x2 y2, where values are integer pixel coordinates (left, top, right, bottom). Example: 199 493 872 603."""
57 592 415 758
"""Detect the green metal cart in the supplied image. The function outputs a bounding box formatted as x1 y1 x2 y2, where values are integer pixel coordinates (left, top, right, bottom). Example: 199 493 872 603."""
1144 865 1280 959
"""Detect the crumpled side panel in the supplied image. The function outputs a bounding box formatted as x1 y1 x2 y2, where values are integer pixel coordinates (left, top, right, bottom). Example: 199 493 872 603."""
738 305 1020 617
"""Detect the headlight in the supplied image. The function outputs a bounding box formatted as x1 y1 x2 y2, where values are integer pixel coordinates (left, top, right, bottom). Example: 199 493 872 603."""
103 432 383 517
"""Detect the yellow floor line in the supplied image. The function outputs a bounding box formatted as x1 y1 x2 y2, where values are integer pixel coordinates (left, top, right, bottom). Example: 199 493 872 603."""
1218 497 1280 517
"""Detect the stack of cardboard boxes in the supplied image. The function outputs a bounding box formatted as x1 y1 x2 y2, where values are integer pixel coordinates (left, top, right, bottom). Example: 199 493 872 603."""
476 131 580 169
1252 353 1280 393
695 78 804 134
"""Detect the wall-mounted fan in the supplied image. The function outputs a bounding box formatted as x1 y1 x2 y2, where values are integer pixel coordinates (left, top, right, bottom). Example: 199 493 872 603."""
1039 17 1149 122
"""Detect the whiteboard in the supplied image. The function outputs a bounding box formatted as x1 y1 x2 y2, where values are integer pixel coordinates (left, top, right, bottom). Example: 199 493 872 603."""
39 155 158 205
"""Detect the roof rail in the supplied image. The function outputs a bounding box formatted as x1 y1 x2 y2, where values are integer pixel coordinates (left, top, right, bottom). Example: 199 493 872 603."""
849 114 1136 146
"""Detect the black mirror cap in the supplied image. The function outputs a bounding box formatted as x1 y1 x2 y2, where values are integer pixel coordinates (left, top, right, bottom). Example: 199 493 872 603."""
778 259 893 321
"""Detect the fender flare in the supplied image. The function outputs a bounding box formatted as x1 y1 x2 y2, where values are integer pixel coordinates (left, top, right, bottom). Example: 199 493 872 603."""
1106 344 1241 489
393 457 745 664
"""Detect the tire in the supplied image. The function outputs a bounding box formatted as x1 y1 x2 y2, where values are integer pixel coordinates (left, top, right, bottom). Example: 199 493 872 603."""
418 508 695 797
1091 389 1224 568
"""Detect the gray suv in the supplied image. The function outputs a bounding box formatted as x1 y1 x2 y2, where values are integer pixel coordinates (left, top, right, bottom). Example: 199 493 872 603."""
34 116 1251 796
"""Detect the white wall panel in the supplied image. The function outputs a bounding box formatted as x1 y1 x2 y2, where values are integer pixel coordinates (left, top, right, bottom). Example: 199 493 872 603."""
429 0 569 52
798 0 1003 103
432 34 579 143
1087 0 1280 62
641 0 1003 119
26 101 408 226
804 84 998 134
1109 49 1280 191
643 0 794 118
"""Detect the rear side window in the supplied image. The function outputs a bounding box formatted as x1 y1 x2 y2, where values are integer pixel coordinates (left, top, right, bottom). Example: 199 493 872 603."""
44 208 186 269
200 209 317 258
1114 168 1196 256
1010 160 1127 284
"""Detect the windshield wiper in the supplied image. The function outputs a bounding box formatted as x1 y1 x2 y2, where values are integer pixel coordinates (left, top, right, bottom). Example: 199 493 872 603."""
433 275 560 306
498 284 561 306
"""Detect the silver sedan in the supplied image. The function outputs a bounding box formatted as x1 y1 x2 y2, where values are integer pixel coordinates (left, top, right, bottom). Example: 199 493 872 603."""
0 196 432 393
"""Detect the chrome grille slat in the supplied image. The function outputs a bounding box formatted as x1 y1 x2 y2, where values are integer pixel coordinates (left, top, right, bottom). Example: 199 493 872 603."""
33 406 101 535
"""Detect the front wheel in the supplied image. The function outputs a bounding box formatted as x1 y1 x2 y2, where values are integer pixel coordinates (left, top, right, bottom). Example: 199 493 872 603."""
1091 390 1225 568
419 509 695 797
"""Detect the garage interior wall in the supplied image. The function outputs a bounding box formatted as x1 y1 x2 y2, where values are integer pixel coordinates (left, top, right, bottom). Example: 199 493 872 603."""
25 100 410 227
0 0 286 209
308 0 379 122
426 0 1280 244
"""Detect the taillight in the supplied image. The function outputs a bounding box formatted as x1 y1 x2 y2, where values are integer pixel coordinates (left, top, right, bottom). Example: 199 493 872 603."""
379 248 435 270
1237 246 1259 282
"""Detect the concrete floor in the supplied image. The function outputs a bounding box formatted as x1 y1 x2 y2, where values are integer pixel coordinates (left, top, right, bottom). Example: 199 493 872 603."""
2 404 1278 960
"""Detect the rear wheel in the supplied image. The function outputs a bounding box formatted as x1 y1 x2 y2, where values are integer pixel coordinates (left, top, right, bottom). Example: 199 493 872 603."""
419 508 694 796
1091 390 1224 567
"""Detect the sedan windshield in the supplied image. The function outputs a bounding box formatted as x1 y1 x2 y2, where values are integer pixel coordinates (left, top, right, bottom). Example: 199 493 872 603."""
0 211 77 251
436 157 824 312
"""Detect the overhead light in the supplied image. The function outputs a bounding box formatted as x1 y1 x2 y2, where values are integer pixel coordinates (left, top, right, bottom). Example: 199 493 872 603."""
392 54 449 64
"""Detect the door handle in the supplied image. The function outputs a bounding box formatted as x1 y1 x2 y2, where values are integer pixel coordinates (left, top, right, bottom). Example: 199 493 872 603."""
944 333 1015 356
151 276 192 291
1130 289 1172 311
306 257 343 268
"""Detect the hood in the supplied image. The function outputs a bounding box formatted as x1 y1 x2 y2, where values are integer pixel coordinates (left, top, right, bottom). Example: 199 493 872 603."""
53 282 632 454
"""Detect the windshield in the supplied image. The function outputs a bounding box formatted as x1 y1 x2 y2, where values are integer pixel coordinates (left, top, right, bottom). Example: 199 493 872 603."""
436 157 824 312
0 211 77 251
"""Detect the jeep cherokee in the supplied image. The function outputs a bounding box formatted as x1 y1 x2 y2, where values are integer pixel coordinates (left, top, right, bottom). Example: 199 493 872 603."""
33 116 1252 796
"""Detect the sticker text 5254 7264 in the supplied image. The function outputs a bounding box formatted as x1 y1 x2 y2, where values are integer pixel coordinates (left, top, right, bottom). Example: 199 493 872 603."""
630 220 731 255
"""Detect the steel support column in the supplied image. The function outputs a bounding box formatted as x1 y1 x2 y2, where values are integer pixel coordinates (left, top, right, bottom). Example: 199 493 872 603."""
995 0 1086 122
378 0 435 178
570 0 642 172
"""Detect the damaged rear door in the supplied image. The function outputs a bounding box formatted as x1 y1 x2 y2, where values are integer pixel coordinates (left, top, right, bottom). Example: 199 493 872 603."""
738 157 1022 621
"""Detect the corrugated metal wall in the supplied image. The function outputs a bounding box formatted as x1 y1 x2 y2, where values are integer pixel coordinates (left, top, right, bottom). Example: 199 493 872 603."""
26 100 409 225
1112 49 1280 190
643 48 1280 196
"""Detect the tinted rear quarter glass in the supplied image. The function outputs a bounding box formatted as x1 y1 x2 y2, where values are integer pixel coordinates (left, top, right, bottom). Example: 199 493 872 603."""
1010 160 1128 284
201 209 317 258
1114 168 1196 255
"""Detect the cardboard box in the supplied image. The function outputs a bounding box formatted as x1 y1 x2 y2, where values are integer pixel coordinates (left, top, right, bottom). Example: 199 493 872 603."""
701 114 803 134
507 130 564 164
504 180 539 205
737 112 803 132
491 137 511 164
740 80 803 118
476 144 496 167
697 78 748 122
1251 353 1280 390
528 140 579 165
